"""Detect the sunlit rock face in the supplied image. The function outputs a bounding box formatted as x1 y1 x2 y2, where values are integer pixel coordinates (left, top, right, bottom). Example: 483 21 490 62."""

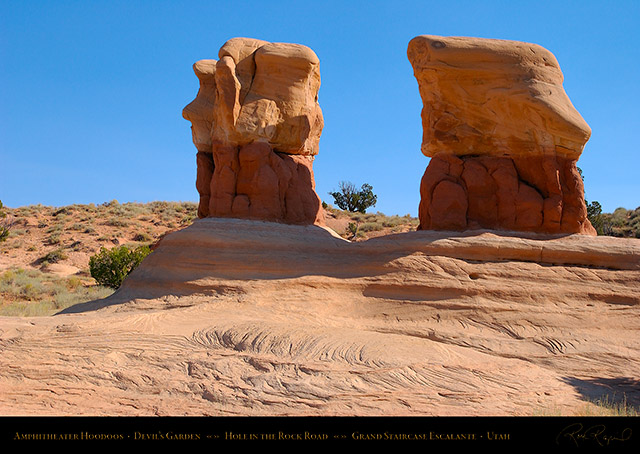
183 38 324 225
407 35 595 235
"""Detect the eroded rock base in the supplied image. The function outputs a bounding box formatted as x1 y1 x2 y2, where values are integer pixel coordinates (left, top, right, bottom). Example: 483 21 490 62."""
196 140 323 225
418 153 596 235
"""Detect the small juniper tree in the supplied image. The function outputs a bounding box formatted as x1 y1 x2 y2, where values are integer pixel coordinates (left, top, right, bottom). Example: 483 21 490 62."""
578 167 606 235
328 181 377 213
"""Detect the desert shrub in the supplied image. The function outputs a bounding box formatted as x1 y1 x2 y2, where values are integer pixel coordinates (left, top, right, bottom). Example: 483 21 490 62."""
47 232 62 245
380 215 407 228
346 222 359 239
150 201 169 214
180 213 196 225
1 268 45 301
132 232 153 242
40 248 68 264
21 282 42 300
1 223 10 242
359 221 384 232
578 167 611 236
106 218 129 227
120 202 146 216
66 276 83 290
0 200 13 242
53 207 72 217
89 245 151 289
329 181 377 213
349 212 378 223
586 200 605 234
597 206 640 238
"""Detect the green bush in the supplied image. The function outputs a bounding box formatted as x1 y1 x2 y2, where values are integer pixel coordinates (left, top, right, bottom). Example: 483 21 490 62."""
586 200 605 235
89 245 151 289
346 221 359 239
328 181 377 213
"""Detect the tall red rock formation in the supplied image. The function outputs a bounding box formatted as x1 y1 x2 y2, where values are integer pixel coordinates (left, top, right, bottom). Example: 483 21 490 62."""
407 35 596 235
183 38 324 225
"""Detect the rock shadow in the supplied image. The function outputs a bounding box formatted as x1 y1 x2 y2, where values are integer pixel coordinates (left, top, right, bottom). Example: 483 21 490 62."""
562 376 640 412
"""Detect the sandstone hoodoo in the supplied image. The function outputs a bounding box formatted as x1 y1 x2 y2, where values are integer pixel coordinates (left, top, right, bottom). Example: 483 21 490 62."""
407 35 595 235
183 38 325 225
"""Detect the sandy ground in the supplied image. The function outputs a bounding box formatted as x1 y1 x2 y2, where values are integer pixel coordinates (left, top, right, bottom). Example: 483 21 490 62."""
0 218 638 416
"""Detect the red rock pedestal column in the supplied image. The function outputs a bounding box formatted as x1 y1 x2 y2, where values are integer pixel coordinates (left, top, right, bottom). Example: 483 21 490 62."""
418 154 595 235
207 140 323 225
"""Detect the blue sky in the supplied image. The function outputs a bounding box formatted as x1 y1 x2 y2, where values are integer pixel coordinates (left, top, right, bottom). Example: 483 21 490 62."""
1 0 638 216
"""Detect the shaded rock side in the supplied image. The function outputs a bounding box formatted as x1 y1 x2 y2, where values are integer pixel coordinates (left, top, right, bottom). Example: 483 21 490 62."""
183 38 324 225
407 35 595 235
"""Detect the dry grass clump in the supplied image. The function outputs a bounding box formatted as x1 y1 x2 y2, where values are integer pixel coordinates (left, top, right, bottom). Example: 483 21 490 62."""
0 267 113 316
535 394 639 417
582 394 638 416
